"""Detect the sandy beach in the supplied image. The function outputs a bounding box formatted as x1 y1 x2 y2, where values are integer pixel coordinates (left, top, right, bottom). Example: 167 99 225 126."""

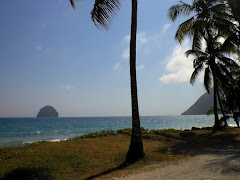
112 145 240 180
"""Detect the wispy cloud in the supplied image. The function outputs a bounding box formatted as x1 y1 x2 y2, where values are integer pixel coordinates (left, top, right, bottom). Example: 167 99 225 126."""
123 32 149 45
60 84 75 90
121 48 129 59
160 40 197 83
162 23 172 33
137 64 144 71
113 63 122 71
122 32 149 59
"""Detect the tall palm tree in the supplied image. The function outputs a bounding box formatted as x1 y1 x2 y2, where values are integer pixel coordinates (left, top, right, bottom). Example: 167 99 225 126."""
70 0 144 162
168 0 236 129
187 36 239 123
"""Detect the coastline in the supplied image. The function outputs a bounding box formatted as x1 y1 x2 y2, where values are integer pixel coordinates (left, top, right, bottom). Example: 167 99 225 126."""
0 115 218 148
1 127 240 179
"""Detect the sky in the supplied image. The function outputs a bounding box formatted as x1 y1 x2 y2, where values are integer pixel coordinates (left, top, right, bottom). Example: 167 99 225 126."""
0 0 207 117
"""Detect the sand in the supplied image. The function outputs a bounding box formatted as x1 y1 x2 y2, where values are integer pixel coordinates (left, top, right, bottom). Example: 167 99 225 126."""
112 145 240 180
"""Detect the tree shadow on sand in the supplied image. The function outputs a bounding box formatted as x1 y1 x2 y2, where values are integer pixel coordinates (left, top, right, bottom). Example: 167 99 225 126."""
154 129 240 176
0 167 54 180
83 162 132 180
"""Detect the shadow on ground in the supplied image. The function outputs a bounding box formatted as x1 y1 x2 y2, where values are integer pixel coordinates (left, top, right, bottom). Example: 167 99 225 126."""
0 167 54 180
154 128 240 176
84 162 131 180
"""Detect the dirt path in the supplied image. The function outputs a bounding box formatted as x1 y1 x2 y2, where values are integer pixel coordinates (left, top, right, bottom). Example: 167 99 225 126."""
112 146 240 180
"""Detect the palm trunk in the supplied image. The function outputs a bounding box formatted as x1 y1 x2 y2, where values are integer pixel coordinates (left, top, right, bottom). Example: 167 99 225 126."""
212 63 220 129
217 86 227 127
206 27 220 130
217 90 225 117
126 0 144 163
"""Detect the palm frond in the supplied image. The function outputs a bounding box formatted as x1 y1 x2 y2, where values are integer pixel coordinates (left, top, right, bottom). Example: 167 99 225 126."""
91 0 121 30
217 55 239 68
192 28 204 50
207 107 222 115
189 18 208 50
217 63 233 82
203 67 212 93
70 0 76 9
175 17 194 43
190 59 204 85
207 107 214 115
193 56 208 68
185 49 207 57
220 34 239 53
168 1 192 22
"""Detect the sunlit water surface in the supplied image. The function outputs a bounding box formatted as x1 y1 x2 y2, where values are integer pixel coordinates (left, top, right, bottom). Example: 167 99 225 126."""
0 115 236 147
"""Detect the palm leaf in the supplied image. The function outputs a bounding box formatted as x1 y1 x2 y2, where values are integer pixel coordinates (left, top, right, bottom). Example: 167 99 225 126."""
190 59 204 85
207 107 214 115
91 0 121 30
185 49 207 57
168 1 192 22
69 0 77 9
193 55 208 68
175 17 194 43
203 67 212 93
207 107 222 115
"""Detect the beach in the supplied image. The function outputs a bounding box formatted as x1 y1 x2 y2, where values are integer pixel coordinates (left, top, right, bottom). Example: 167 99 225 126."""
113 146 240 180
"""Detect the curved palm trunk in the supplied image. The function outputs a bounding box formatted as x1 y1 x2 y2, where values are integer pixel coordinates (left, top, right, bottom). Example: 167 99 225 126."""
126 0 144 163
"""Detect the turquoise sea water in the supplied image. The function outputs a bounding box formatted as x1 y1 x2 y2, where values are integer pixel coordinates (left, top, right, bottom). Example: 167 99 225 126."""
0 115 236 147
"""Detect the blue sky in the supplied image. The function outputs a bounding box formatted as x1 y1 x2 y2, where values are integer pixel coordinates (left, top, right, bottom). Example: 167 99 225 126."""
0 0 206 117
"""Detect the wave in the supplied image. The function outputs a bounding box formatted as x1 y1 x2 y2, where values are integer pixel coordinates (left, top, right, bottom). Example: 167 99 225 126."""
23 138 66 145
32 131 41 135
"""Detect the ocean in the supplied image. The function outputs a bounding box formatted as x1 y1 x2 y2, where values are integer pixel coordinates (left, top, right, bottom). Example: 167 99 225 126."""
0 115 236 147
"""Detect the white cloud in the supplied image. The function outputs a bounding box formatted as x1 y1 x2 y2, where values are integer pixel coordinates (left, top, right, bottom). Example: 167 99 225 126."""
121 48 129 59
137 32 149 45
162 23 172 33
60 84 74 90
123 35 130 42
113 63 122 71
137 64 144 71
160 40 196 83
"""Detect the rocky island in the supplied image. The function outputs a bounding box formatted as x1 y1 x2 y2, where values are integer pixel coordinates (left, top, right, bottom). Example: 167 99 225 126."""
37 105 59 117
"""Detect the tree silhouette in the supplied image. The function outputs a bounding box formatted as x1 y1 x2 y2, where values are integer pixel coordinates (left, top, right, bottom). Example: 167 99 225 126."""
169 0 237 129
226 0 240 22
70 0 144 162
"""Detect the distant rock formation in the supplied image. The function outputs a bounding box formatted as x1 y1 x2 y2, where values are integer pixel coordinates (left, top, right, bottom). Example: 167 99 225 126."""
37 105 59 117
182 89 219 115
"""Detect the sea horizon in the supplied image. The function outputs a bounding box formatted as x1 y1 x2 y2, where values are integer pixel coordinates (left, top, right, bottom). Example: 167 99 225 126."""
0 115 236 148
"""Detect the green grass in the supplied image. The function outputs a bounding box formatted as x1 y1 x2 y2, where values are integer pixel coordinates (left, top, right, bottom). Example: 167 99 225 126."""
1 127 240 180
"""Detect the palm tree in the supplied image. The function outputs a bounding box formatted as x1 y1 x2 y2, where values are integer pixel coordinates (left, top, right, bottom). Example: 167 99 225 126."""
70 0 144 162
226 0 240 22
168 0 236 129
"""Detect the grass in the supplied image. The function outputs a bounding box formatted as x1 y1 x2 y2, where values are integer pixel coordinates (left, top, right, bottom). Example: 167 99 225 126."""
1 127 240 179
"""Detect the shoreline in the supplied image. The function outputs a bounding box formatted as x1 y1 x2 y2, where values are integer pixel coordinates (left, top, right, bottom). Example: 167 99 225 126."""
1 127 240 179
1 124 238 148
